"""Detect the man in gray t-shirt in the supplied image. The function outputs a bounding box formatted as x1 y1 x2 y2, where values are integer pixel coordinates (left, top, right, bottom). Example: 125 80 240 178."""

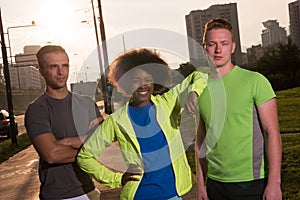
25 45 103 200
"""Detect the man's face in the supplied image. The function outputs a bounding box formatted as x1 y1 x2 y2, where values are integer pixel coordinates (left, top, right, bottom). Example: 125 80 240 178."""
204 28 236 68
39 52 69 90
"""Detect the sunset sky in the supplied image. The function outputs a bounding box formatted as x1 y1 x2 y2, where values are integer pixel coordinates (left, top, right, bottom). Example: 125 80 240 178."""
0 0 294 83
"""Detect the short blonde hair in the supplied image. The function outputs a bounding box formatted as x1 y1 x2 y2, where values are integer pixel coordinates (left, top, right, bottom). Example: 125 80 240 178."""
36 45 69 70
203 18 233 45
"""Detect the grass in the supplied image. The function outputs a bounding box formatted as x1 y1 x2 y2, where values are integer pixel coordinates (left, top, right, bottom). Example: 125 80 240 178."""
186 86 300 199
1 133 299 199
186 134 300 200
0 87 299 199
276 87 300 133
281 133 300 199
0 133 32 163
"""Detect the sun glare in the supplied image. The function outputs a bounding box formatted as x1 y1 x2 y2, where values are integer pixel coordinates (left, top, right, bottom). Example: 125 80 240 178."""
38 1 74 27
36 0 81 43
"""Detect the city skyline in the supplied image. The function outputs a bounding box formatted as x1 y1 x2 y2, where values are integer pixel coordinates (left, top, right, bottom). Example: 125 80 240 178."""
0 0 295 83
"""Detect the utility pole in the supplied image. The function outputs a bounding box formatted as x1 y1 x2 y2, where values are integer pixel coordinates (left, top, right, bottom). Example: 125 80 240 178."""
91 0 113 114
97 0 113 114
0 7 18 146
89 0 112 114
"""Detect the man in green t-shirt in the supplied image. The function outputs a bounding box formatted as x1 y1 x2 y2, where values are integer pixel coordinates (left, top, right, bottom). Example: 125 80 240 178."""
187 18 282 200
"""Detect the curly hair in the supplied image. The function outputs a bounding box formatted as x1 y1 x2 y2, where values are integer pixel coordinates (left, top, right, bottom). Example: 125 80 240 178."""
108 48 171 95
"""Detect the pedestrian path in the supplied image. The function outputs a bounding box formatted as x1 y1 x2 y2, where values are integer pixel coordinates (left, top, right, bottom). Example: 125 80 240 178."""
0 145 197 200
0 145 39 200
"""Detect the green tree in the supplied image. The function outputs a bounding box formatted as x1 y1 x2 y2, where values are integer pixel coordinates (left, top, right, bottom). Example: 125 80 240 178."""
254 37 300 89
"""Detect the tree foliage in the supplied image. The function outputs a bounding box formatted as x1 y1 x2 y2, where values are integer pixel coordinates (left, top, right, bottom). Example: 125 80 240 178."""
253 37 300 90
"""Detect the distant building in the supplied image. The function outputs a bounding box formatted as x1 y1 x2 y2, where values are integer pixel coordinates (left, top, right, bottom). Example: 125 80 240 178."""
10 45 43 90
185 3 243 66
9 65 42 89
261 20 287 47
246 44 265 67
240 52 248 67
15 45 40 67
289 0 300 49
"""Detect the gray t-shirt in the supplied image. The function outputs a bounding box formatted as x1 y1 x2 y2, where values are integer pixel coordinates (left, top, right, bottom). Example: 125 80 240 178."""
25 92 102 199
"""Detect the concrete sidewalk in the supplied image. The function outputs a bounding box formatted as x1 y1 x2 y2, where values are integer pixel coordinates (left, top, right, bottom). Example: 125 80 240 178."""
0 145 197 200
0 145 39 200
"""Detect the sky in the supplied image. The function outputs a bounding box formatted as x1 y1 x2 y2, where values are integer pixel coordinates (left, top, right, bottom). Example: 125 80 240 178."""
0 0 295 84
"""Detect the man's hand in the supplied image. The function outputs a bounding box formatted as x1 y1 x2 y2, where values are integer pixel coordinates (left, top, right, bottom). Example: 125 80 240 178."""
89 118 102 130
57 136 86 149
185 91 199 115
263 182 282 200
121 164 143 186
197 186 208 200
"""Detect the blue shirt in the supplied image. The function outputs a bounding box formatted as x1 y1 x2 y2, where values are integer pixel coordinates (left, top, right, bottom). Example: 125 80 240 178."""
129 103 177 200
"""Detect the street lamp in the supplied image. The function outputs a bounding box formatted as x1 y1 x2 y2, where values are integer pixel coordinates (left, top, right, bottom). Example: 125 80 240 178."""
0 7 36 146
0 7 18 146
7 21 36 64
6 22 36 90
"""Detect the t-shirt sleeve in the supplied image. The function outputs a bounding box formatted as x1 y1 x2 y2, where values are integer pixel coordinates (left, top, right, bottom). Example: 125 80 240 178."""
253 72 276 106
85 96 102 121
93 101 102 119
25 103 51 141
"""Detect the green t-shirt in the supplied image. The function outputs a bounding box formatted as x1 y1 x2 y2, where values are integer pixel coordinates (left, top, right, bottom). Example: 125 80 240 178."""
198 66 276 182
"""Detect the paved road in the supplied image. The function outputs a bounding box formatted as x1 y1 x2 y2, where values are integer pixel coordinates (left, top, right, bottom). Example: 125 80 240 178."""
0 144 197 200
3 111 296 199
0 106 199 199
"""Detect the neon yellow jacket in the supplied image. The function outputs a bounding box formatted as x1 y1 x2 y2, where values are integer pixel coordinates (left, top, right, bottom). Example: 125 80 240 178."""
77 71 207 199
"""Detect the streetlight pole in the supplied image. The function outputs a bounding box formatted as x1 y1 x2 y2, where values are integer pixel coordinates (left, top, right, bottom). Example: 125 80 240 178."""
6 22 36 89
6 21 36 64
0 7 18 146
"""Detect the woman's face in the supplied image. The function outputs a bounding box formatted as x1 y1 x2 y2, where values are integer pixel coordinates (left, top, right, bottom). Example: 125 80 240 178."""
128 68 154 107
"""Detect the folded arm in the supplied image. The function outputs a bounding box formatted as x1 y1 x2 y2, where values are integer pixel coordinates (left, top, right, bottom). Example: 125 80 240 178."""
57 117 103 149
32 133 79 164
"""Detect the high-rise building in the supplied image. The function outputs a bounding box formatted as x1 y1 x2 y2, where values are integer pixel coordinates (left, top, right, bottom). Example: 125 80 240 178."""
185 3 243 66
9 65 42 89
10 45 43 89
14 45 40 67
246 44 265 67
261 20 287 47
289 0 300 49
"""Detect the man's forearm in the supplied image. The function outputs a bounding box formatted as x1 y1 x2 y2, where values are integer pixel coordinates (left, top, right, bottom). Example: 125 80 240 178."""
266 131 282 184
57 135 88 149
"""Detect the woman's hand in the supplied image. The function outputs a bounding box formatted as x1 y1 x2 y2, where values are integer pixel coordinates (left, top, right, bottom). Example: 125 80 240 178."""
122 164 143 186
